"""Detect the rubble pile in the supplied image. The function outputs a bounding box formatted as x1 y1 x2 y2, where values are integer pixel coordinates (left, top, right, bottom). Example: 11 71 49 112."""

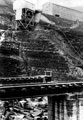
0 97 48 120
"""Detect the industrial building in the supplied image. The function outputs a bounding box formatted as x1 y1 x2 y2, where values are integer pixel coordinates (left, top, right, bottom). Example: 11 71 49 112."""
42 2 83 21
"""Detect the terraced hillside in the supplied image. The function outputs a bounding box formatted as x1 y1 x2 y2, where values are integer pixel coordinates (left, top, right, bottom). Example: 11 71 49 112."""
1 13 83 81
13 21 83 81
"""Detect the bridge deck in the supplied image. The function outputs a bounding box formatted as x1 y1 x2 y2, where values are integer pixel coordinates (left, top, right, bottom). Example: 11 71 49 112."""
0 76 82 100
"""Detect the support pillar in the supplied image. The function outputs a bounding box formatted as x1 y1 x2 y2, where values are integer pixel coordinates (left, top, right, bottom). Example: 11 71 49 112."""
76 99 80 120
48 95 67 120
48 96 55 120
54 96 65 120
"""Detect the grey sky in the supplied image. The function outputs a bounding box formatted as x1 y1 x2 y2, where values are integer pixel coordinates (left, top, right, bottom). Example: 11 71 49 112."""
25 0 83 9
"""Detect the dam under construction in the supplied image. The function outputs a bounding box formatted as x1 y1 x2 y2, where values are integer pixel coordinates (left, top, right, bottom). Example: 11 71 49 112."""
0 0 83 120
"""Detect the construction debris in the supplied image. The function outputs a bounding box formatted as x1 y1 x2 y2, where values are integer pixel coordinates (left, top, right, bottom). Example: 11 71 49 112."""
0 97 48 120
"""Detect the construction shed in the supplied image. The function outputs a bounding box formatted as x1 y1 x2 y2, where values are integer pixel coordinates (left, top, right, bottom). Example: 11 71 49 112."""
13 0 35 20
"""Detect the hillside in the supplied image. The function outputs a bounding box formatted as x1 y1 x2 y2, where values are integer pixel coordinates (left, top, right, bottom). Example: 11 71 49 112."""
0 0 14 29
0 0 13 14
0 0 13 8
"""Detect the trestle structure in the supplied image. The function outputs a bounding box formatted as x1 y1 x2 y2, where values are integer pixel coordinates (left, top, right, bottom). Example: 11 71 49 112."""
0 77 83 120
